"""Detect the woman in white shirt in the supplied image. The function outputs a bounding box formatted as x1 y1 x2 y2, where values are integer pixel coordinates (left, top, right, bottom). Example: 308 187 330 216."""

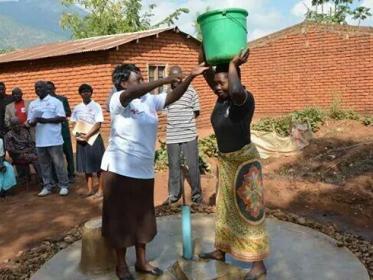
71 84 105 197
101 63 207 280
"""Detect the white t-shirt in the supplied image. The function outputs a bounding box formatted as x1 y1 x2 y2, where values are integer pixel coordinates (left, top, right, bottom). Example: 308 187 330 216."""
27 95 66 148
101 91 167 179
71 100 104 124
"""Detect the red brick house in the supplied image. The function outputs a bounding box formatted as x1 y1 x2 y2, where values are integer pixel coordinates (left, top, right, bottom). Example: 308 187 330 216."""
0 27 212 135
0 22 371 137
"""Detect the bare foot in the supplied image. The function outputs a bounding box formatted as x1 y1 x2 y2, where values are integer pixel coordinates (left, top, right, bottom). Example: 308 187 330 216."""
135 262 163 276
81 191 95 197
94 191 103 198
199 249 226 261
116 264 133 279
244 261 267 280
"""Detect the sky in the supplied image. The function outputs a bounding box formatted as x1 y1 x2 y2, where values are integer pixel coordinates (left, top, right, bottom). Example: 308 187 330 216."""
143 0 373 41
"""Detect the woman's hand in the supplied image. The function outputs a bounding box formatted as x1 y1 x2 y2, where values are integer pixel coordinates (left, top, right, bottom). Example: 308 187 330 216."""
231 48 250 67
190 63 210 77
76 132 88 142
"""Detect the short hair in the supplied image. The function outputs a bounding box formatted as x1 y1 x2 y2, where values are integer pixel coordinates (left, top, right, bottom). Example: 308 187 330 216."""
79 83 93 93
112 64 140 90
46 81 55 89
35 80 48 93
0 82 5 88
215 64 241 79
169 65 182 75
11 87 22 95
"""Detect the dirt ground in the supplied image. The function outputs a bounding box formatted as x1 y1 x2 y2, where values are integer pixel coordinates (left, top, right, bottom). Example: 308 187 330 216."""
0 119 372 264
264 120 373 240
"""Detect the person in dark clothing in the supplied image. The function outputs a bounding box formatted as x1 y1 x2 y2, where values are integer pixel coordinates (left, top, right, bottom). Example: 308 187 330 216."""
46 81 75 182
198 48 269 280
0 82 14 137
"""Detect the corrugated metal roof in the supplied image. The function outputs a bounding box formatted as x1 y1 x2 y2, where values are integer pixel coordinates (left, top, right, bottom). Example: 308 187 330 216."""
0 27 193 64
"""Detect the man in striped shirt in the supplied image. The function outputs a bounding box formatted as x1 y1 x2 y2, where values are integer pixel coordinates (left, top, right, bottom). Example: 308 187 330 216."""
163 66 202 205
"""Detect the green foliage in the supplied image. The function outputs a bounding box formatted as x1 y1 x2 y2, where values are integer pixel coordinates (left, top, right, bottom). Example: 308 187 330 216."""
306 0 372 25
154 135 218 173
362 115 373 126
291 107 326 131
154 140 168 171
253 107 326 137
60 0 189 39
198 134 218 157
252 116 293 137
328 97 360 120
252 100 365 136
0 47 15 54
154 8 190 28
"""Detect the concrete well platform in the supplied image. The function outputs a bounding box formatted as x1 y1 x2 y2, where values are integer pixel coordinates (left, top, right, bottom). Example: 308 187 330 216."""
31 214 369 280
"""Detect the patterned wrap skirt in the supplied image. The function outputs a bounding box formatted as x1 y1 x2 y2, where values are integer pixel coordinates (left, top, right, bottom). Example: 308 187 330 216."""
215 143 270 262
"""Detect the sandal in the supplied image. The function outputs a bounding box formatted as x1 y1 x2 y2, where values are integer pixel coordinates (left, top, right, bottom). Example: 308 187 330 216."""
116 266 134 280
135 265 163 276
199 251 226 262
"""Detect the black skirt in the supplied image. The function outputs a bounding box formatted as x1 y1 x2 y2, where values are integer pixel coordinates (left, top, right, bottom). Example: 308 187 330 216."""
101 171 157 248
76 134 105 173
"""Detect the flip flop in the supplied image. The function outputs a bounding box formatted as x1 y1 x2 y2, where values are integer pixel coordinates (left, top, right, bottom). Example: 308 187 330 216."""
116 267 134 280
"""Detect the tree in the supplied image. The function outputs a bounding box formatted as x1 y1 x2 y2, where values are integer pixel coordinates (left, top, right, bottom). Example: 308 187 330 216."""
60 0 189 39
305 0 372 25
0 47 15 54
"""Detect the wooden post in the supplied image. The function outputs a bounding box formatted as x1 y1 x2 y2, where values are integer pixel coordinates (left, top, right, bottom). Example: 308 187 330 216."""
80 217 115 275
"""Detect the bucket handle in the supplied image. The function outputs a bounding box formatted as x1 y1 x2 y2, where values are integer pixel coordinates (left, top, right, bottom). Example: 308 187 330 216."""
223 12 248 33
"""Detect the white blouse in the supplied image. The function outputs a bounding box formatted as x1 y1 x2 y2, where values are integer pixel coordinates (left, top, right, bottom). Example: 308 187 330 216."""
71 100 104 124
101 91 167 179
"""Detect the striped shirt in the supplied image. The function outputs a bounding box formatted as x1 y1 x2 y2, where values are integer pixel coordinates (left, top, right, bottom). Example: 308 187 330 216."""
165 86 200 144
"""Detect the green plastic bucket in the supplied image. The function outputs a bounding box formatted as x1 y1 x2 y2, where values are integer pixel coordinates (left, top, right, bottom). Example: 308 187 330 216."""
197 8 248 65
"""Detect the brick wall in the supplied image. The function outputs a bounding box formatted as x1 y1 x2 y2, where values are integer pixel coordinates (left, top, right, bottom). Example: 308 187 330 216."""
0 51 113 134
242 22 373 116
0 23 371 140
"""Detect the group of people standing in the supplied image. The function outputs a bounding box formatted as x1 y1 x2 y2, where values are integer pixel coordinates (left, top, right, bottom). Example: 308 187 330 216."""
101 47 269 280
0 81 104 198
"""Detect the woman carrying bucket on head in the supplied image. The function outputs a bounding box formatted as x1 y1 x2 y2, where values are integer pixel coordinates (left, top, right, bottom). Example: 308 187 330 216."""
198 47 269 280
197 8 269 280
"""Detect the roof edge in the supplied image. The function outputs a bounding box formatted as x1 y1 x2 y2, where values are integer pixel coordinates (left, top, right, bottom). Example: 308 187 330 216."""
0 26 199 65
248 21 373 48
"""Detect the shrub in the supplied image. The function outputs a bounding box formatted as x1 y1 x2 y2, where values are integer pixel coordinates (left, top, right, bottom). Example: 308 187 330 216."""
252 107 325 136
154 135 217 173
362 115 373 126
291 107 325 132
154 140 168 171
198 134 218 158
328 97 360 121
